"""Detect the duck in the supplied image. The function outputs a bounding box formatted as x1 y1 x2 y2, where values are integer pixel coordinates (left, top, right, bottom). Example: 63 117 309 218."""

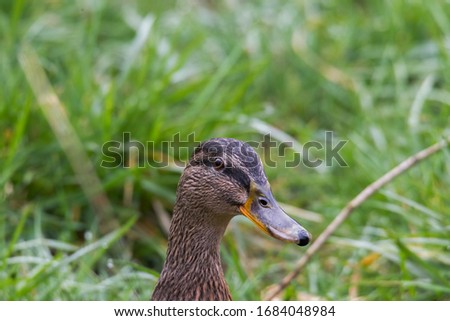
151 138 310 300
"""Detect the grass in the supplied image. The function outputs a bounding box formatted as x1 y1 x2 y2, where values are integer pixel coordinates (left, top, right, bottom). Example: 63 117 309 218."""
1 0 449 300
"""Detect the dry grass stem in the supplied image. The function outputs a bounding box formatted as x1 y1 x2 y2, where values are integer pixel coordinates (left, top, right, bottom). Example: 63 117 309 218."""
267 135 450 300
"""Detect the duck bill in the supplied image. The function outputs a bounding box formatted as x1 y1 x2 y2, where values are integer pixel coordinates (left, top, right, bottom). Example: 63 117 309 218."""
239 182 311 246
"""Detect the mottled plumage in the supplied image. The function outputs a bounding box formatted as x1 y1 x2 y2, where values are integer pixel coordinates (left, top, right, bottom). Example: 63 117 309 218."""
151 138 310 301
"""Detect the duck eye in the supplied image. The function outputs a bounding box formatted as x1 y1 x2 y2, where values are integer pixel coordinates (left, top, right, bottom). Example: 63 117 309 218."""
213 158 224 170
258 197 270 208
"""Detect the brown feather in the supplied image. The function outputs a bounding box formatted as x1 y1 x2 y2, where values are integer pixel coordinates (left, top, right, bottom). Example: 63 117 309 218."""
151 138 304 300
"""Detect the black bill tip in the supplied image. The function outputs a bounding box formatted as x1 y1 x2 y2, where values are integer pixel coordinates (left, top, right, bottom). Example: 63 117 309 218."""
297 230 311 247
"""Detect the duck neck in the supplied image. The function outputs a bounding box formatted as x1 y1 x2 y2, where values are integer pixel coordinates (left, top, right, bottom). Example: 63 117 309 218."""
152 202 233 300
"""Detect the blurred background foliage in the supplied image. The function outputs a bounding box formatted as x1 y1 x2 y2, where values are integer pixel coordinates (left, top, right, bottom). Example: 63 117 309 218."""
1 0 449 300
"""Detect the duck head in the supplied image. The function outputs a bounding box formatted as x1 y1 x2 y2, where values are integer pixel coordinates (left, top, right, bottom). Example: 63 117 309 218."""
183 137 311 246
